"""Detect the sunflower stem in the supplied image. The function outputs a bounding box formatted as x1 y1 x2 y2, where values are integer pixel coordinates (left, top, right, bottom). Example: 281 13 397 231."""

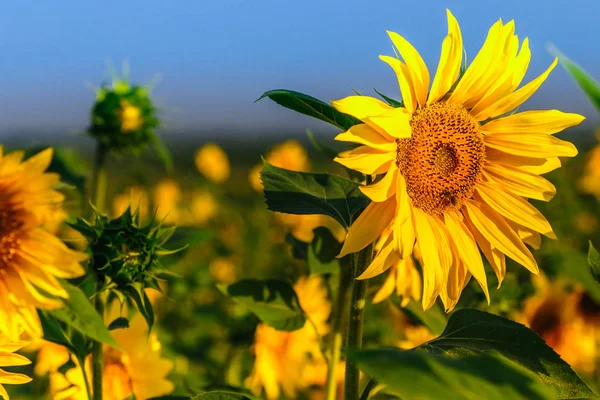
89 143 108 216
79 354 94 400
91 287 104 400
325 255 354 400
344 244 374 400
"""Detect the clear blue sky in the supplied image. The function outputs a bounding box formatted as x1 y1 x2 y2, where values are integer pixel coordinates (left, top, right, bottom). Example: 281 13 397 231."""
0 0 598 140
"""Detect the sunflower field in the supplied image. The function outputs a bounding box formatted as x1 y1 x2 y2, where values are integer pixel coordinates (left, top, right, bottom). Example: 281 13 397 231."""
2 5 600 400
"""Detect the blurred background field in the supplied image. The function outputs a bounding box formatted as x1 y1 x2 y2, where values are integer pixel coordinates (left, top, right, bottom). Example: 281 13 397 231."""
3 0 600 398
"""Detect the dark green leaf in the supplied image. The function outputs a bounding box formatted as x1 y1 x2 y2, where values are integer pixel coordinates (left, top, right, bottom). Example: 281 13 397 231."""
261 161 370 228
124 282 155 332
373 89 403 108
256 89 362 130
285 233 308 260
218 279 306 331
398 301 447 336
308 227 342 275
549 45 600 113
108 317 130 331
351 348 553 400
38 311 74 351
191 391 253 400
418 308 597 399
50 280 119 349
58 358 77 376
588 241 600 285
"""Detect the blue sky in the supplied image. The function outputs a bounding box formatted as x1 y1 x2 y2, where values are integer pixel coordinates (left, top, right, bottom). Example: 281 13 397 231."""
0 0 598 140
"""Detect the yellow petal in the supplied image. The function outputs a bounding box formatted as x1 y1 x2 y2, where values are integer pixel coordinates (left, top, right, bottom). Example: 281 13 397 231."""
360 164 398 202
365 108 412 138
379 55 416 112
429 9 463 104
474 58 558 120
482 110 585 135
483 163 556 201
507 220 542 250
334 124 396 151
372 267 397 304
394 176 415 258
333 146 395 175
337 199 396 258
476 182 555 238
486 148 560 175
413 209 444 310
0 352 31 367
0 369 32 384
386 31 430 107
464 201 538 274
331 96 393 120
444 211 490 303
357 235 399 280
484 132 577 158
464 215 506 287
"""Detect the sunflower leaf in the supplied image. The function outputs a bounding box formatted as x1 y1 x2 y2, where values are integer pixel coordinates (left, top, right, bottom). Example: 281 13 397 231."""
191 390 255 400
308 227 342 275
350 348 554 400
373 88 403 108
588 241 600 285
549 44 600 113
51 280 120 349
256 89 362 130
261 161 370 229
218 279 306 331
416 308 597 399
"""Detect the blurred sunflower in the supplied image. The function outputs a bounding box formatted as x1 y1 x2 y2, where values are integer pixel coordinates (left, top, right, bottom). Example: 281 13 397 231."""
334 10 584 311
112 185 150 221
189 189 217 225
153 178 182 223
246 276 331 399
519 276 600 375
0 148 87 339
195 143 231 184
48 302 174 400
249 139 310 192
579 137 600 200
0 333 32 400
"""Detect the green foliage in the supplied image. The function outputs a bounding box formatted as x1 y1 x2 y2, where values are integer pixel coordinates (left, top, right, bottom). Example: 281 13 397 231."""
50 280 120 349
398 301 447 336
550 45 600 113
417 308 597 399
261 161 370 229
256 89 362 130
191 391 254 400
373 89 403 107
307 227 342 275
588 241 600 285
108 316 130 330
219 279 306 331
350 348 554 400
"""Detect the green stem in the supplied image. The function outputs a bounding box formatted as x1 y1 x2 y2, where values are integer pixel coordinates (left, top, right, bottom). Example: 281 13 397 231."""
92 291 104 400
344 244 374 400
325 256 354 400
359 379 377 400
89 143 108 216
79 355 93 400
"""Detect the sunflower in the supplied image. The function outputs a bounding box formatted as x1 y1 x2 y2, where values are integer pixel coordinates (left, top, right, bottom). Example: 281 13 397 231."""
0 333 32 400
246 276 331 399
0 148 87 339
195 143 231 184
333 10 585 311
49 302 174 400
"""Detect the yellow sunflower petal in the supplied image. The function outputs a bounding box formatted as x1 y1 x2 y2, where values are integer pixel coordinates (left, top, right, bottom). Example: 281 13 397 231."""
465 216 506 287
486 148 561 174
386 30 430 107
337 199 396 258
379 55 416 112
464 201 538 274
483 163 556 201
476 182 555 238
359 164 398 202
484 132 577 158
444 211 490 303
507 220 542 250
0 352 31 367
334 124 396 151
331 96 394 120
482 110 585 135
372 267 397 304
394 176 415 258
429 9 463 104
357 235 399 280
0 369 32 384
474 58 558 120
333 146 395 175
413 209 444 310
365 108 412 138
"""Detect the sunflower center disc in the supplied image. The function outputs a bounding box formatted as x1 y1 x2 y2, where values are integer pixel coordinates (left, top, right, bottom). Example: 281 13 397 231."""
0 209 22 269
396 102 486 215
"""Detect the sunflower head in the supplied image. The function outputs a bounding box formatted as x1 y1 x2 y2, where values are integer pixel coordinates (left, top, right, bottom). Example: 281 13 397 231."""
332 10 585 312
89 76 159 152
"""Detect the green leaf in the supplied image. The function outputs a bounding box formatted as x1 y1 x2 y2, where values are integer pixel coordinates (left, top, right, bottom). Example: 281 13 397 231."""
308 227 342 275
108 317 130 331
351 348 554 400
124 282 155 332
38 311 74 351
58 358 77 376
417 308 597 399
261 161 370 229
549 45 600 113
191 391 253 400
398 301 447 336
285 233 309 260
554 247 600 303
588 241 600 285
256 89 362 130
373 89 403 108
218 279 306 331
50 280 119 349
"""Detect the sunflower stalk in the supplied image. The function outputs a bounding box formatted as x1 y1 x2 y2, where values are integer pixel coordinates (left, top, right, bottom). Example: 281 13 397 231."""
325 255 354 400
344 244 374 400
